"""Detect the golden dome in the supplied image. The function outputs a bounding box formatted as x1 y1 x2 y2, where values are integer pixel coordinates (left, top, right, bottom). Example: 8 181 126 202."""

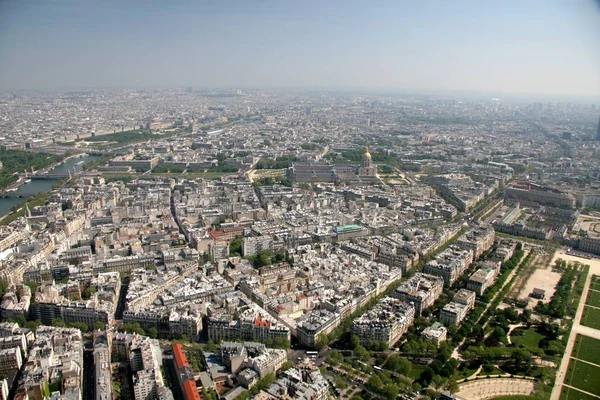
364 146 372 160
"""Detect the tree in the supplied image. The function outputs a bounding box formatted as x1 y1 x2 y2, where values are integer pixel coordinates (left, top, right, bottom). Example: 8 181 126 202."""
61 200 73 211
148 327 158 339
426 388 441 399
205 339 218 352
491 327 506 344
382 383 399 400
350 335 361 350
82 286 97 300
94 321 106 331
24 281 39 296
419 367 435 386
122 323 145 336
383 354 412 376
521 309 532 323
272 338 290 349
354 345 370 361
367 375 383 392
68 322 89 333
512 348 531 371
446 379 459 393
0 281 7 299
52 319 66 328
430 360 443 375
229 238 242 256
471 325 485 341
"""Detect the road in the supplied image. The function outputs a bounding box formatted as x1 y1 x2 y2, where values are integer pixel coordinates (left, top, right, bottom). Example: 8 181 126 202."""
550 253 600 400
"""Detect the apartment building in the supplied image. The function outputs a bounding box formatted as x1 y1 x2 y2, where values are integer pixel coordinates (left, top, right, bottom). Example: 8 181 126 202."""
393 273 444 315
439 289 476 326
351 297 415 347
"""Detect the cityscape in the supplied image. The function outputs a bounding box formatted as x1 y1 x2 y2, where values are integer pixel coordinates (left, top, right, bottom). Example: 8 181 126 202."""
0 2 600 400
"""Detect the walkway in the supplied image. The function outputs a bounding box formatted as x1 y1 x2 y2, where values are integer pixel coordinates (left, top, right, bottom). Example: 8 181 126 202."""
457 377 536 400
550 252 600 400
506 323 526 345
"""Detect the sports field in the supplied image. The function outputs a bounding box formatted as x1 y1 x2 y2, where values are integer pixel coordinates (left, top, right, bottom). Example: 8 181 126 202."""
584 289 600 308
580 306 600 330
560 386 599 400
572 334 600 366
564 358 600 396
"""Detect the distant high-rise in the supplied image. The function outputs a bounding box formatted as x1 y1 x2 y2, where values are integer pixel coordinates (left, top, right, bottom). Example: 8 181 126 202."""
596 115 600 141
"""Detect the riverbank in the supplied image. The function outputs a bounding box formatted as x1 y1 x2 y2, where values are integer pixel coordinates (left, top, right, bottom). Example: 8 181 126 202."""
0 148 64 192
0 154 99 218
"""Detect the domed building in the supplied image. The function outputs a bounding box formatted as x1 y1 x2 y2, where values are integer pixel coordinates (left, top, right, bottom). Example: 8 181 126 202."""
286 145 378 183
358 146 377 177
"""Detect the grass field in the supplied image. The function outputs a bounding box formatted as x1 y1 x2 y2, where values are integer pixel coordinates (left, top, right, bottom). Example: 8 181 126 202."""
590 275 600 291
408 364 428 380
564 358 600 395
572 335 600 366
560 386 599 400
580 306 600 330
584 289 600 308
511 327 545 351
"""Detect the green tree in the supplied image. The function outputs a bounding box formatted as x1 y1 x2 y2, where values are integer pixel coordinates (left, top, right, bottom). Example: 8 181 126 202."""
122 323 145 336
94 321 106 331
446 379 459 393
350 335 361 350
148 327 158 339
367 375 383 392
354 345 370 360
205 339 218 352
383 354 412 376
52 319 66 328
512 348 531 371
419 367 435 386
68 322 89 333
229 238 242 256
382 383 399 400
24 320 41 331
82 286 97 300
0 281 7 298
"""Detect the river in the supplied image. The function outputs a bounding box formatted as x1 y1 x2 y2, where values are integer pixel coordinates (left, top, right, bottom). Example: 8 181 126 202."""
0 154 100 217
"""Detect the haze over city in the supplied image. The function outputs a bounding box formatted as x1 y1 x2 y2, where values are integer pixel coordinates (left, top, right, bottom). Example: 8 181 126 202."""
0 0 600 99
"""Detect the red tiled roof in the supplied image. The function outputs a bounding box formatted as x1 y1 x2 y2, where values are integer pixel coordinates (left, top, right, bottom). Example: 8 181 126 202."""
183 379 202 400
173 343 190 370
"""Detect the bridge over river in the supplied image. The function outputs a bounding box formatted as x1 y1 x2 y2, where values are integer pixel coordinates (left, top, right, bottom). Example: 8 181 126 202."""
30 174 69 180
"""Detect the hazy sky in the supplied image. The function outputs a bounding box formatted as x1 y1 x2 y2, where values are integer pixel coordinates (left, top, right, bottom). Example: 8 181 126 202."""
1 0 599 97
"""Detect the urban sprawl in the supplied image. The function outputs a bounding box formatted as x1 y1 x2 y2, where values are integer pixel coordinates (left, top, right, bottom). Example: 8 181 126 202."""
0 89 599 400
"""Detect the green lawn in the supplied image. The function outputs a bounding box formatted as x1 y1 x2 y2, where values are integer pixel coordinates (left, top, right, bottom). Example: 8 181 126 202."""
511 327 545 350
408 364 428 380
564 358 600 396
560 386 598 400
457 364 479 379
572 335 600 366
580 306 600 330
479 366 505 376
590 275 600 291
585 289 600 308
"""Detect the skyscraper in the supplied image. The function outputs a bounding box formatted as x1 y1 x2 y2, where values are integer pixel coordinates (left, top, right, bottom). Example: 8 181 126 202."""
596 115 600 141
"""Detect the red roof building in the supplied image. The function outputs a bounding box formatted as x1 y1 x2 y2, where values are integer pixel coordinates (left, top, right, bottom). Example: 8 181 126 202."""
183 379 202 400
